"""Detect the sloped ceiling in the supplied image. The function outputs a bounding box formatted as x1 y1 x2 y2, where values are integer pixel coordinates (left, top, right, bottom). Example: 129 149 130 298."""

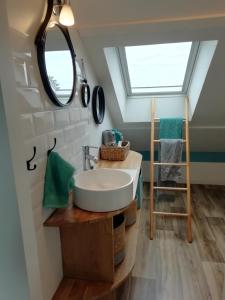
191 40 225 126
71 0 225 151
72 0 225 28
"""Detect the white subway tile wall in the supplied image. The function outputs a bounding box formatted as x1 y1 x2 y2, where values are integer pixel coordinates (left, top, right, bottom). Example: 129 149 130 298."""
19 73 93 224
15 57 96 300
17 87 45 113
20 114 35 139
54 109 70 129
4 1 114 295
10 31 113 299
69 107 81 123
33 111 55 135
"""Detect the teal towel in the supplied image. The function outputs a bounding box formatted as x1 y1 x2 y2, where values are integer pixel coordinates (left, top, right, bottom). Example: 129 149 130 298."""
135 171 143 209
112 128 123 144
159 118 183 139
43 152 75 208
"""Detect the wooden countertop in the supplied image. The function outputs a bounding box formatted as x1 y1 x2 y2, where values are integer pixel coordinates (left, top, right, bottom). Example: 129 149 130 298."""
97 150 142 170
44 204 131 226
44 151 142 227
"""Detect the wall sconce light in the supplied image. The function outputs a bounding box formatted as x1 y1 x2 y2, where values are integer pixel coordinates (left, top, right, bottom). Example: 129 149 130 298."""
52 0 75 27
59 1 75 26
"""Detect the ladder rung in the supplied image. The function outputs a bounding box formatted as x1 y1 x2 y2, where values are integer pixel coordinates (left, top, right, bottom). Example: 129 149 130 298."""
153 118 186 122
154 186 187 191
153 211 188 217
153 162 187 166
153 139 187 143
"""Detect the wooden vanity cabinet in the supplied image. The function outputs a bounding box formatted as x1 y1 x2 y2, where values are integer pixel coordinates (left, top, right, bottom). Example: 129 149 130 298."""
44 151 142 300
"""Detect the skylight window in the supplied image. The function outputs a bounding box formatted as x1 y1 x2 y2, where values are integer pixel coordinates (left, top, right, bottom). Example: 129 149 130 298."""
119 42 198 95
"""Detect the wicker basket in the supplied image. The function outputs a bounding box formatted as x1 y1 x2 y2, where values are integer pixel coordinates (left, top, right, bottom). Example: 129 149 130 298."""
100 141 130 161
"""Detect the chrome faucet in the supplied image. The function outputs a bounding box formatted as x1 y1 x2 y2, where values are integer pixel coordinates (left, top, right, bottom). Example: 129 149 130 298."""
82 145 99 170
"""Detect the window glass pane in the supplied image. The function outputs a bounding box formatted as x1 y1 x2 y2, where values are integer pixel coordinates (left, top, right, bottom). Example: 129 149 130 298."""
125 42 192 93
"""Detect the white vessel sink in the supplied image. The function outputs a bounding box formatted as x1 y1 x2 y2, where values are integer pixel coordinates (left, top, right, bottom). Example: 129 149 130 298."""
73 168 133 212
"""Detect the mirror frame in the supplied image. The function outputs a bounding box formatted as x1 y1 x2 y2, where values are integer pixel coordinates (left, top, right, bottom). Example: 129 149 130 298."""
92 86 105 124
35 0 77 107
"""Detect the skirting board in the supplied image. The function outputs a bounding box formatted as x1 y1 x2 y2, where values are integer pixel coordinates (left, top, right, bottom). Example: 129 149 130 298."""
141 161 225 185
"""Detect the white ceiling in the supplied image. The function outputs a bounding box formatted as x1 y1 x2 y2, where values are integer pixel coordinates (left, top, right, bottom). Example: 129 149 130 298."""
72 0 225 28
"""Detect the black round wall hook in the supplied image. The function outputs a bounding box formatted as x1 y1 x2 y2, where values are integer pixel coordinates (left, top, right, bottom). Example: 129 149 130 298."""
26 147 37 171
48 138 57 156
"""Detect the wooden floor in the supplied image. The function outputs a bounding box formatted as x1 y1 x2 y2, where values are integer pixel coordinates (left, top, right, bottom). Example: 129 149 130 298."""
118 184 225 300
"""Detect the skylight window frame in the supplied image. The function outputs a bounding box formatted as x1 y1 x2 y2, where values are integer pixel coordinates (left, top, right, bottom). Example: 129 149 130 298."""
118 42 199 97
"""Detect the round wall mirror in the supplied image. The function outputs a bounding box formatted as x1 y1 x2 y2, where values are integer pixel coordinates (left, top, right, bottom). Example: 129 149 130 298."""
81 79 90 107
44 26 75 106
92 86 105 124
35 0 77 107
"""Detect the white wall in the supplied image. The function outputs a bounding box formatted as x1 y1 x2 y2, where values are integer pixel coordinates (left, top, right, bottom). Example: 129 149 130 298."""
0 82 30 300
0 1 43 299
104 47 126 118
2 0 114 299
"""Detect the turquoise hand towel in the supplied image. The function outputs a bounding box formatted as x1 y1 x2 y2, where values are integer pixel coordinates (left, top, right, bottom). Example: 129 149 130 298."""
159 118 183 139
43 151 75 208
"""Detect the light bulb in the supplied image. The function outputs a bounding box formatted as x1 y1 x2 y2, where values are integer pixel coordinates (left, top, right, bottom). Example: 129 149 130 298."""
48 21 56 28
48 13 58 28
59 4 75 26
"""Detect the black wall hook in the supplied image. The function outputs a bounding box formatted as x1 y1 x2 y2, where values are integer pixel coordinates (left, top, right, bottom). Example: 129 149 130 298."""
48 138 57 156
26 147 37 171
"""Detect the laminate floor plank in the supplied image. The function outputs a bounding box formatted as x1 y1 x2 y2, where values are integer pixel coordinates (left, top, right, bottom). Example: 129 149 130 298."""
128 277 156 300
202 262 225 300
207 217 225 262
116 276 130 300
122 184 225 300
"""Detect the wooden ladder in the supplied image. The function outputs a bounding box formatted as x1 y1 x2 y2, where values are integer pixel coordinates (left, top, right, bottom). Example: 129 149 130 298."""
150 96 192 243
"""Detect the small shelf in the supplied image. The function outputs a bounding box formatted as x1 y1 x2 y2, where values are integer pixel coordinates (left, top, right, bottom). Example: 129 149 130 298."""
53 210 141 300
